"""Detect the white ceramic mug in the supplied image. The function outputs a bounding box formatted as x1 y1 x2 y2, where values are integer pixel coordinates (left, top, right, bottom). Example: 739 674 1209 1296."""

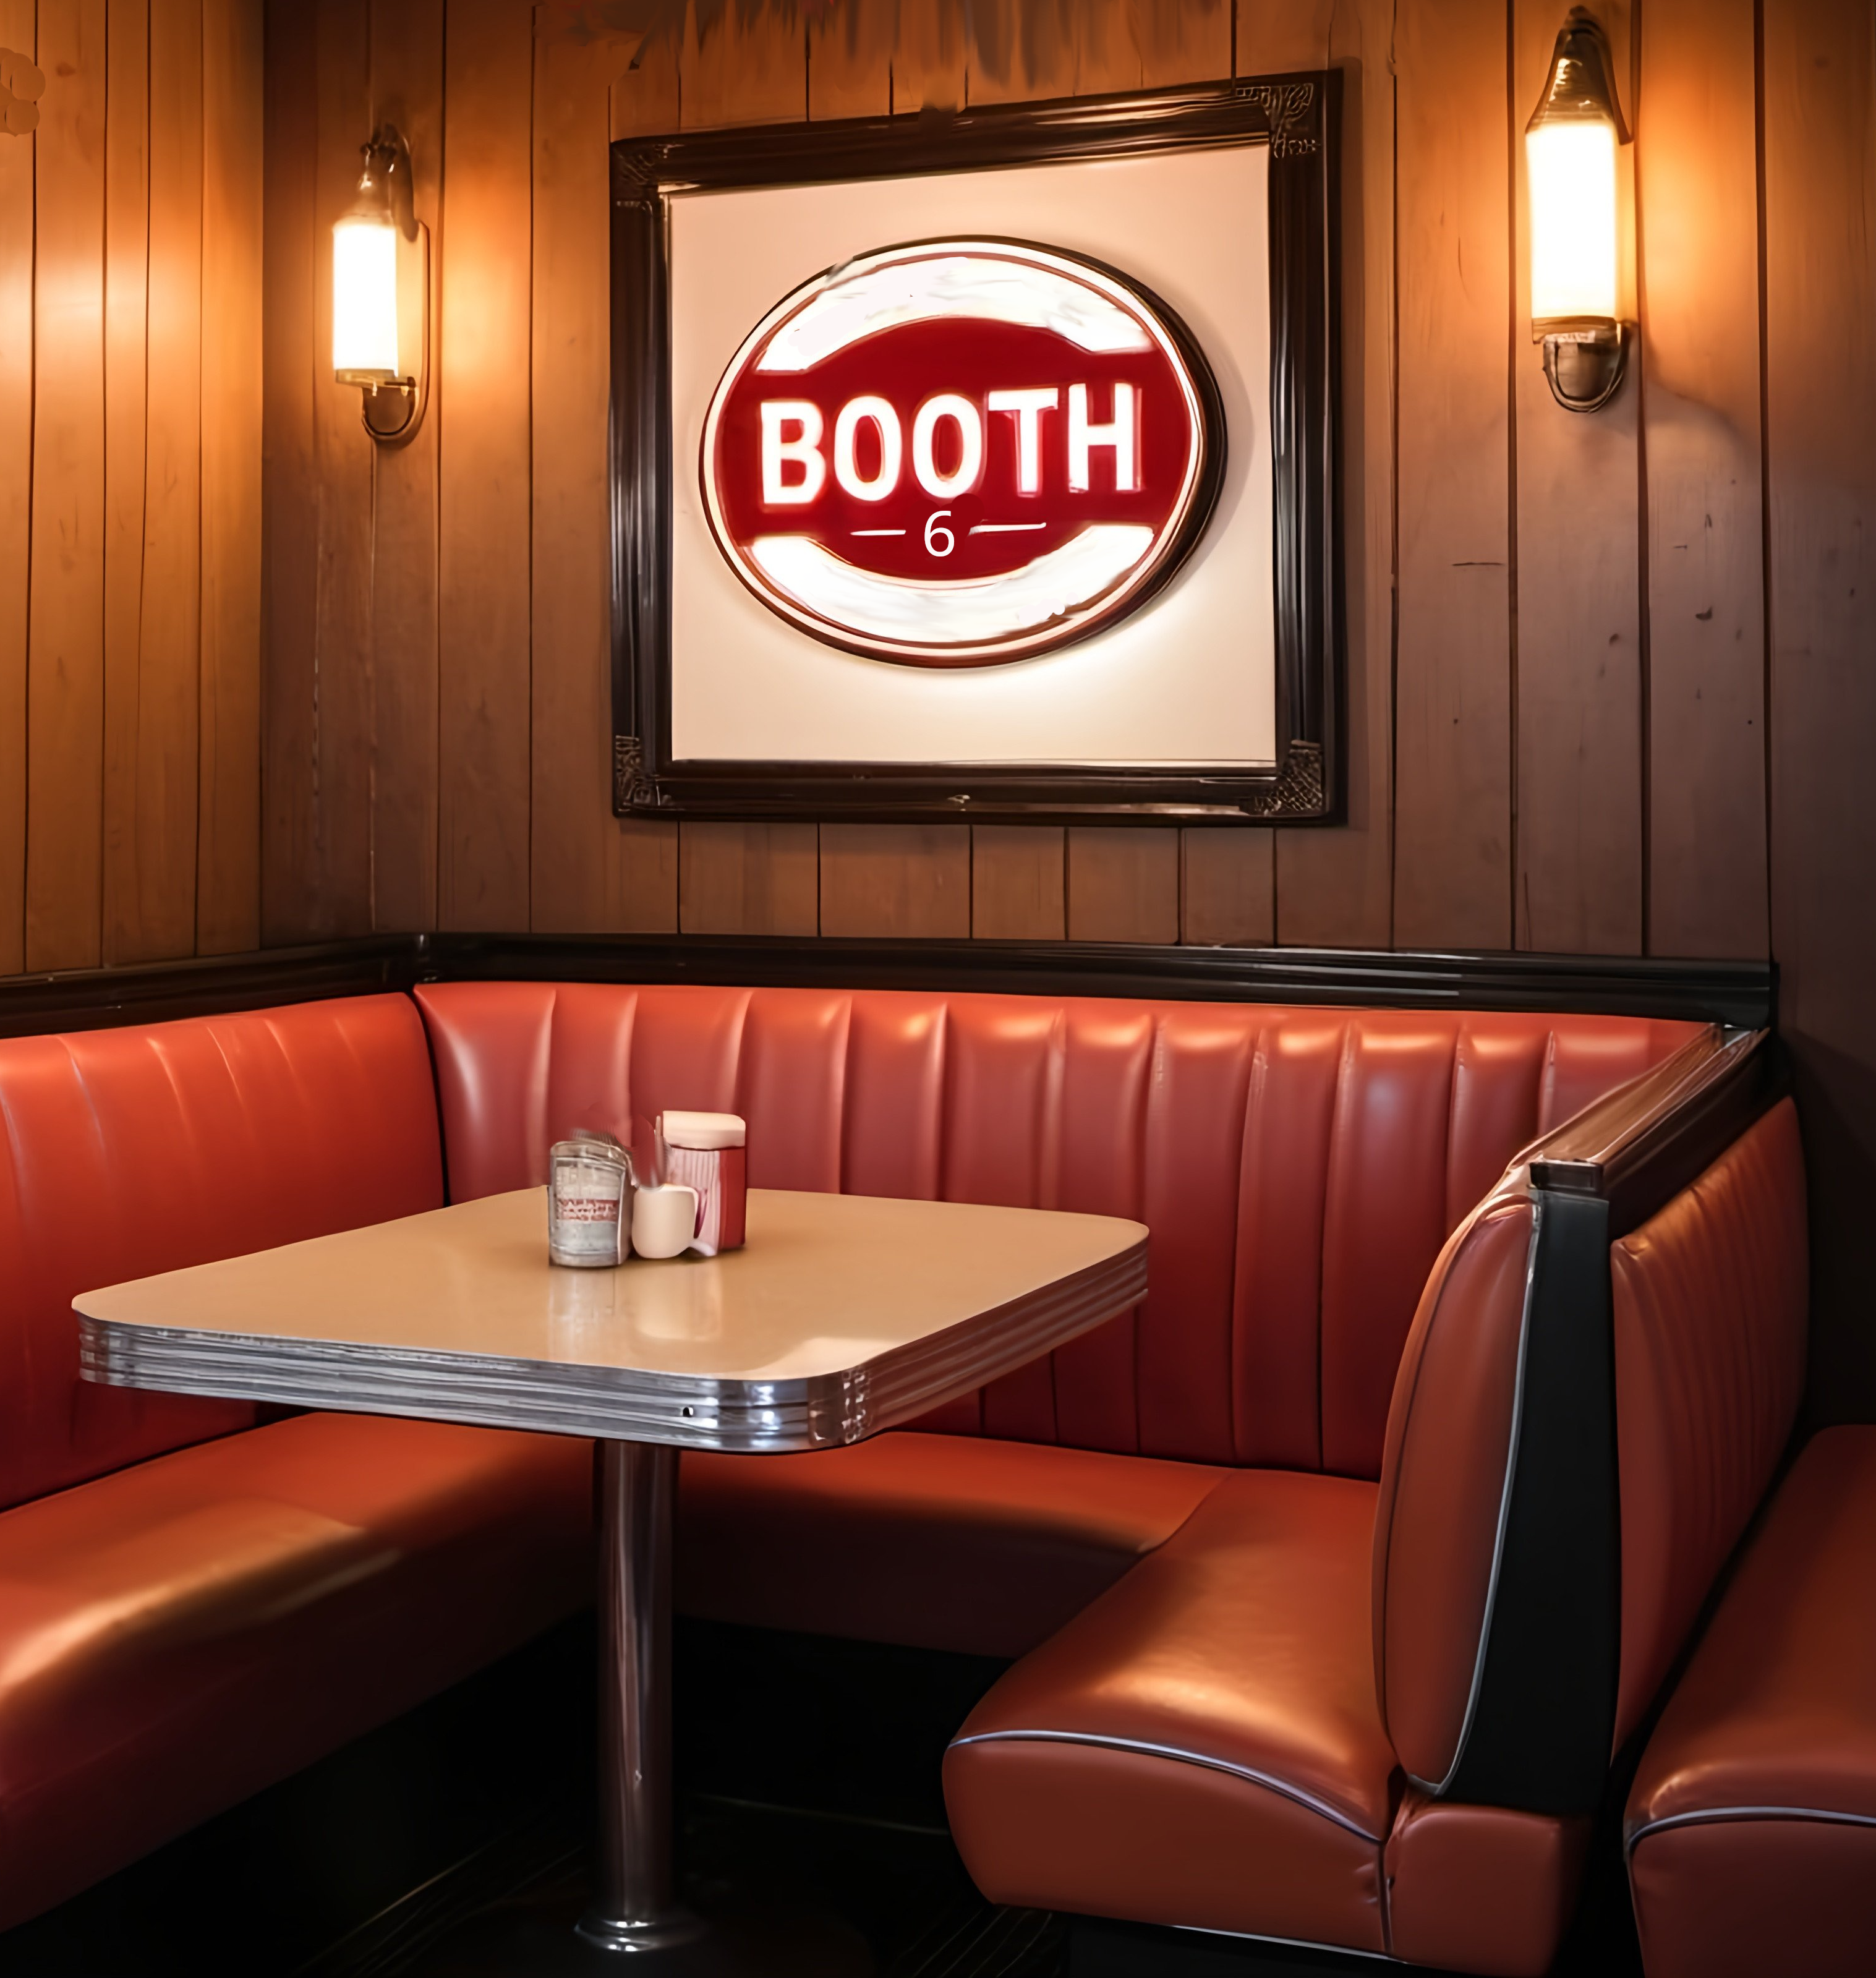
631 1182 699 1260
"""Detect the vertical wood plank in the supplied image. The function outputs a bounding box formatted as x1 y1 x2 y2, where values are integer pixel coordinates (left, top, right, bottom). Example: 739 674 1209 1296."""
1232 0 1334 77
1639 0 1768 958
1392 0 1513 950
531 10 676 931
1181 829 1274 945
0 0 31 972
260 0 319 940
101 0 149 963
1512 0 1642 954
965 0 1075 104
1067 827 1179 943
197 0 263 953
438 0 533 932
679 822 819 936
1274 0 1392 947
820 824 969 937
808 2 889 119
1131 0 1230 86
610 21 679 140
681 0 803 128
367 0 442 931
27 0 108 971
304 0 374 936
971 825 1065 940
1763 0 1876 1417
1073 0 1143 95
891 0 966 113
122 0 203 961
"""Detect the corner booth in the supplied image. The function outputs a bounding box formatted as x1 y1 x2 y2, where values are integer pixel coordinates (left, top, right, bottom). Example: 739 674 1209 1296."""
0 0 1869 1974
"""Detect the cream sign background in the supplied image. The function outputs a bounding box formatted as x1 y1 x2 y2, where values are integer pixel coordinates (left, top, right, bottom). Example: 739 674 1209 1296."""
668 145 1275 770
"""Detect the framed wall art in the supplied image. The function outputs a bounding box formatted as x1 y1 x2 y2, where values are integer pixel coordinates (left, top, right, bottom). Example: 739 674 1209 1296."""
610 75 1341 824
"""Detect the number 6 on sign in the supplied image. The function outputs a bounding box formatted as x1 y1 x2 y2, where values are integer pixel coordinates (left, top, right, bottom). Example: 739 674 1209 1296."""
924 511 955 558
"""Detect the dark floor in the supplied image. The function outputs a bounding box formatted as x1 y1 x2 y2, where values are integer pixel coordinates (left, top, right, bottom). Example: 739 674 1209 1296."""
0 1616 1647 1978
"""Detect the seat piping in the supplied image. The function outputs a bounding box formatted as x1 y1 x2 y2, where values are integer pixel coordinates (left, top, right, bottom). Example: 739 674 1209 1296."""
948 1727 1384 1842
1624 1803 1876 1862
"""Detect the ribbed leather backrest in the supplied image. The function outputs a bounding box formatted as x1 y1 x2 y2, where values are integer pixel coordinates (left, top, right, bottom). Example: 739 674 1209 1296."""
1609 1099 1807 1746
419 982 1695 1478
0 995 445 1514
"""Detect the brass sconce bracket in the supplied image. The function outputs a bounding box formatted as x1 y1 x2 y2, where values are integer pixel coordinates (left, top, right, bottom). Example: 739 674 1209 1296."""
1538 318 1630 413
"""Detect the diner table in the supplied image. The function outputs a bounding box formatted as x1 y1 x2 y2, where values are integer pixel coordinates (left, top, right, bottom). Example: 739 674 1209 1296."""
75 1184 1148 1974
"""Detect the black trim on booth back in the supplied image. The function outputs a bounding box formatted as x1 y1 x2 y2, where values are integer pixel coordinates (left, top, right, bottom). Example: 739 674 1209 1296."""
1441 1188 1620 1815
0 937 1774 1039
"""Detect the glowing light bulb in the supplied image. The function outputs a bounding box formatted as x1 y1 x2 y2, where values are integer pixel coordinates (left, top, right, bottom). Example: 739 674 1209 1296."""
333 215 399 379
1527 117 1618 322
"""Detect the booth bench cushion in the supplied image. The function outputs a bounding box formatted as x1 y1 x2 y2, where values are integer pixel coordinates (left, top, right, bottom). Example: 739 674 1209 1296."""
1626 1426 1876 1978
0 1412 591 1932
0 995 595 1934
678 1433 1226 1659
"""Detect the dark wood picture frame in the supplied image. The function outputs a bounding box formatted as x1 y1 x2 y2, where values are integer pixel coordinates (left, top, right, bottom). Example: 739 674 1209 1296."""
609 73 1342 825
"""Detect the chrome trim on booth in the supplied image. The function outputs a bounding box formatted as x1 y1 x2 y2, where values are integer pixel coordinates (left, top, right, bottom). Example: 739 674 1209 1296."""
946 1728 1382 1842
1624 1804 1876 1861
78 1243 1147 1452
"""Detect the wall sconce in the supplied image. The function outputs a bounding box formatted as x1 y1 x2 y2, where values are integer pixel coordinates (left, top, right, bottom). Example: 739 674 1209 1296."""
332 125 428 443
1527 9 1631 412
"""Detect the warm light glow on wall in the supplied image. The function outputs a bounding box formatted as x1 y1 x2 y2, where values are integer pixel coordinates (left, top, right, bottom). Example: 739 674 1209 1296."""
1527 119 1618 322
332 217 399 378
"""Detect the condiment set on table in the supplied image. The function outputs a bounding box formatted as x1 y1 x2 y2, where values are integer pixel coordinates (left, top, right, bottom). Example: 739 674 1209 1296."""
547 1111 746 1268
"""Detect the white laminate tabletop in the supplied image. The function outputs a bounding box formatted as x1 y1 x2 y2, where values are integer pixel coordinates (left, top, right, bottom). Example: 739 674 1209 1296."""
76 1187 1148 1451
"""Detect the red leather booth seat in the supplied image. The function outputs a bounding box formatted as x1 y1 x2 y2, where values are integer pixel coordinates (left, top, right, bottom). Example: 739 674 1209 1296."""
1626 1426 1876 1978
945 1097 1807 1974
416 982 1699 1656
415 980 1809 1976
0 998 592 1932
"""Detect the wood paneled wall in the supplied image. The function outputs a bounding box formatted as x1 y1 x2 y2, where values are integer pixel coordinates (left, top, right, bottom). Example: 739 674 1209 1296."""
236 0 1869 1410
0 0 262 974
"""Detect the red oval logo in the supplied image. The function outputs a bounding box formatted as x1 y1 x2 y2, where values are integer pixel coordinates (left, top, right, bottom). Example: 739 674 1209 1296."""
700 240 1224 667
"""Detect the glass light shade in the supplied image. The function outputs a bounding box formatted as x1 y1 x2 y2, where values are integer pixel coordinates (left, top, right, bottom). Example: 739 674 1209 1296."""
333 216 399 378
1527 118 1618 322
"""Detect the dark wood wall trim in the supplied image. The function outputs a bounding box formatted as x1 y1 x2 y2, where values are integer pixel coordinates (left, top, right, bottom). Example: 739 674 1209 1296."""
0 933 1774 1036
